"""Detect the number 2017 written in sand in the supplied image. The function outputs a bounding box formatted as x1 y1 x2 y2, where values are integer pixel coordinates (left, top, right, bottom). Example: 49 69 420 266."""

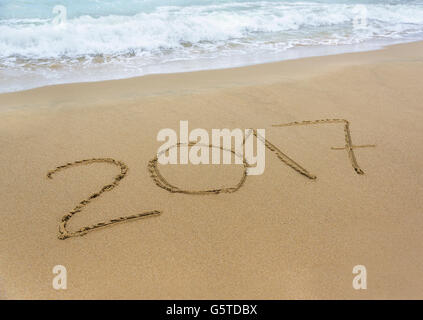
46 119 375 240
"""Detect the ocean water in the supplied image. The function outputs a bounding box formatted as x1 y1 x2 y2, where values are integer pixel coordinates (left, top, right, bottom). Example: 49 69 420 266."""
1 0 423 93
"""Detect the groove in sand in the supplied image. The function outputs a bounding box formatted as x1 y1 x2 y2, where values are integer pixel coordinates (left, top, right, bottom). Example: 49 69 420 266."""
47 158 161 239
47 119 374 239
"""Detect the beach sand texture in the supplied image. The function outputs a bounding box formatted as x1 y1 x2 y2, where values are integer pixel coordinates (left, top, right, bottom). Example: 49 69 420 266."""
0 42 422 299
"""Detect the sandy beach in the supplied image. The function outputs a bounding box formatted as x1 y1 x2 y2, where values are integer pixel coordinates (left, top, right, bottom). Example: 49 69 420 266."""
0 41 422 299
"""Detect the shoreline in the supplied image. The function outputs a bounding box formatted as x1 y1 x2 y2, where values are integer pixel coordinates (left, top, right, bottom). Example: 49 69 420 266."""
0 37 422 98
2 40 423 113
1 40 423 299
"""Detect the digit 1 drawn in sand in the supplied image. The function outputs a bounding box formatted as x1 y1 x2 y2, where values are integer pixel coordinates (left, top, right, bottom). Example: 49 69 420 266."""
245 128 317 180
47 158 161 240
272 119 375 175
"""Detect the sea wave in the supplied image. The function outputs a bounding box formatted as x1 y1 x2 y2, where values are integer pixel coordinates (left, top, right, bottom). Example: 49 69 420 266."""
1 0 423 92
1 1 423 59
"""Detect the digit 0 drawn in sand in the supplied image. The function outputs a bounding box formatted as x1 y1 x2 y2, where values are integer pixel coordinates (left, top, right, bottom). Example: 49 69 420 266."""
272 119 376 175
148 142 250 194
47 158 161 239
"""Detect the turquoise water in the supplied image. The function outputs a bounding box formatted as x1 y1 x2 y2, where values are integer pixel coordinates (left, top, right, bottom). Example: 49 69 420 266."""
1 0 423 92
2 1 422 19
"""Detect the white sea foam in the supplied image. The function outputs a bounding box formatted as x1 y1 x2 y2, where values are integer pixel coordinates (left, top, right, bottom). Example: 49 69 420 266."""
1 0 423 93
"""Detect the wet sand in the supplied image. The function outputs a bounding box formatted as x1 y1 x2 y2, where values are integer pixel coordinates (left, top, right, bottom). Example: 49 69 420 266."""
0 41 422 299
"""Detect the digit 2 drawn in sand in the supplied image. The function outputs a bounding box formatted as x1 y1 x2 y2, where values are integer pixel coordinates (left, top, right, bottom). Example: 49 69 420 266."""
47 158 161 239
47 119 375 239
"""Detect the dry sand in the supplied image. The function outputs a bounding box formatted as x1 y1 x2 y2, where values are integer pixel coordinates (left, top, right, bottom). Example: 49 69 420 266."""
0 41 422 299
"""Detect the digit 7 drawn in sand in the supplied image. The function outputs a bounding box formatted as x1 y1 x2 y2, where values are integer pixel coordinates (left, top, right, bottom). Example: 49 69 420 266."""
271 119 375 175
46 119 375 239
